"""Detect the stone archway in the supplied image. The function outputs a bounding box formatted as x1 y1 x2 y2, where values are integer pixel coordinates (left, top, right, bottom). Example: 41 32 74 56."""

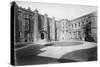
41 32 45 39
40 30 48 41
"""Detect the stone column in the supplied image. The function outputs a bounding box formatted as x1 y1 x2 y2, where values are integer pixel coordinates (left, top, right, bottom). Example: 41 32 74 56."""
33 9 39 42
82 28 85 41
43 14 48 41
52 17 55 41
44 14 48 31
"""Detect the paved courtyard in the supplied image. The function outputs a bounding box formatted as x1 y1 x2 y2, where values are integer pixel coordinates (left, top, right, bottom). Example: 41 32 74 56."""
15 41 97 65
38 41 96 59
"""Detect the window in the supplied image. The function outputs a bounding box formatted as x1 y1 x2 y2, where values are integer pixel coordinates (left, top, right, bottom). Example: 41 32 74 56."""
79 22 80 26
17 11 22 16
63 22 64 25
82 21 84 24
69 25 70 28
24 13 29 19
78 31 80 35
25 20 29 31
19 32 24 38
80 37 82 40
74 32 75 35
69 32 71 35
75 24 77 28
25 39 27 42
72 24 73 28
63 30 64 33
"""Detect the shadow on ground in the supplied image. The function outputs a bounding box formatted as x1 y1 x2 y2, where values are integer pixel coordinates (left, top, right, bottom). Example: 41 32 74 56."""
15 42 32 48
59 46 97 62
16 44 58 66
45 42 83 46
15 43 97 66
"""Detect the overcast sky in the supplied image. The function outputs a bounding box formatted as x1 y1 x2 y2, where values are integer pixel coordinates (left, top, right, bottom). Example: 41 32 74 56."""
16 1 97 20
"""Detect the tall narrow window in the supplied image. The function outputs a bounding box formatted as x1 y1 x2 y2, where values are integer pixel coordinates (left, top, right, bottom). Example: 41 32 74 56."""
75 24 77 28
79 22 80 26
25 19 29 31
79 31 80 35
72 24 73 28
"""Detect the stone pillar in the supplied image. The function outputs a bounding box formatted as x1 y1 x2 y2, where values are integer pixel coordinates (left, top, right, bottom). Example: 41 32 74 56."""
56 21 59 41
43 14 48 41
51 17 55 41
82 29 85 41
49 19 52 41
44 14 48 31
33 9 39 42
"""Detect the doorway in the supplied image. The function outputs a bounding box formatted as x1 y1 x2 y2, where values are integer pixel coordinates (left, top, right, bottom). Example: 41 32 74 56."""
41 32 44 39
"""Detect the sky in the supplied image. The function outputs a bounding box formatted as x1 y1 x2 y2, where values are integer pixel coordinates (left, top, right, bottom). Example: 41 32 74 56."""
16 1 97 20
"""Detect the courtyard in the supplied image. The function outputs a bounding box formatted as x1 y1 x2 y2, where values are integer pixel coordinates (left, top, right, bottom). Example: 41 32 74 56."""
15 41 97 66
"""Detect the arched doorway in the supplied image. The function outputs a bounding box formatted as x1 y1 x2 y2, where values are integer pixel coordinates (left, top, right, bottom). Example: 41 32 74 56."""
41 32 44 39
39 30 48 41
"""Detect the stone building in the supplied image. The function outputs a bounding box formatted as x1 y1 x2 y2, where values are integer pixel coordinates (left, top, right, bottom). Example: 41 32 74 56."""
12 2 35 43
55 12 97 42
83 12 97 42
57 19 70 41
66 12 97 42
12 2 50 43
67 17 86 41
55 20 60 41
38 14 49 42
12 2 97 44
49 17 56 41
